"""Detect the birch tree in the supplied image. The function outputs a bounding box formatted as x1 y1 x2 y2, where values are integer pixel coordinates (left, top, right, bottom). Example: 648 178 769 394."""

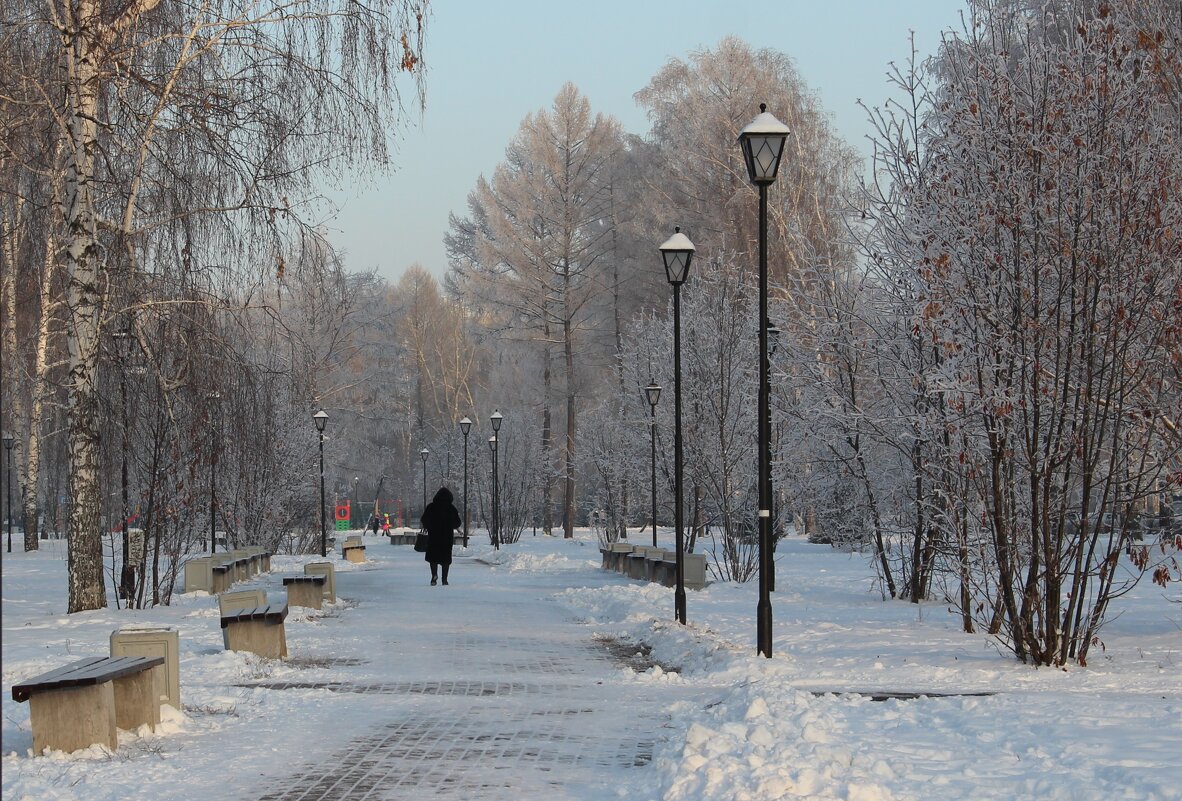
2 0 427 611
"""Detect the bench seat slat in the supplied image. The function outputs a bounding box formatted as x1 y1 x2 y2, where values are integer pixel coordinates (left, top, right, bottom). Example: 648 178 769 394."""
282 576 325 585
12 656 165 702
219 603 288 628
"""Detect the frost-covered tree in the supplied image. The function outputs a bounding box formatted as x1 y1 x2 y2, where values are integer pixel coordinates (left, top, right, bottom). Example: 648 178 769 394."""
446 84 624 538
866 0 1182 664
1 0 428 611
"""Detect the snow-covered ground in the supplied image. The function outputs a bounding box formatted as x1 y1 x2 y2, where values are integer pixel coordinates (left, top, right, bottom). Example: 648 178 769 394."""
2 529 1179 801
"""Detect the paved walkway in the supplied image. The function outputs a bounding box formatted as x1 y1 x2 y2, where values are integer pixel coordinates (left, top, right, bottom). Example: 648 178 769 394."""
241 544 710 801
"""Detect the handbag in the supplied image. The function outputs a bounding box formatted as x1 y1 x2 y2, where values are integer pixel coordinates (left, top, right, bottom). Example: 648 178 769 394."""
413 531 428 552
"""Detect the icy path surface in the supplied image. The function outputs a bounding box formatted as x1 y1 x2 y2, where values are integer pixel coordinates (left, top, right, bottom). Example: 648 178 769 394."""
239 549 710 801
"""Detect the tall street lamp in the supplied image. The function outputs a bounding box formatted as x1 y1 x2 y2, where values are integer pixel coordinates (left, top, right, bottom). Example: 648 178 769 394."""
113 326 134 600
490 410 502 548
207 390 221 554
459 418 472 548
739 102 790 658
645 381 662 548
313 410 328 557
659 227 695 625
488 434 498 549
420 447 430 516
3 432 13 554
767 321 781 594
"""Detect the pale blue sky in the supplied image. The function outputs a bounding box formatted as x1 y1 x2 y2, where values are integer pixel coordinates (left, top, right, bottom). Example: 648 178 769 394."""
322 0 968 281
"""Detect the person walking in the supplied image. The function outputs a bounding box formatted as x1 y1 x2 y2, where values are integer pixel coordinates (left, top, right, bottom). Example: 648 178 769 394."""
420 486 461 585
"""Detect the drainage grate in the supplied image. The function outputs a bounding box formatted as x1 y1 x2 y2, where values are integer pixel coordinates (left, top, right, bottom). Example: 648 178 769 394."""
286 656 369 669
807 689 997 702
238 680 539 697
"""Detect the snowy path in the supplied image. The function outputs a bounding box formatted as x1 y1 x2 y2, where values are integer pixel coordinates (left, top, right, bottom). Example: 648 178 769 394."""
238 546 712 801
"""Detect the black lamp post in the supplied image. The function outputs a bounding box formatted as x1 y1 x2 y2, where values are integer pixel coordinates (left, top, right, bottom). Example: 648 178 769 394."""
659 227 695 625
767 321 781 594
207 390 221 554
420 447 430 516
313 409 328 557
739 103 790 658
113 326 134 600
490 410 502 548
459 417 472 548
3 432 13 554
645 381 662 548
488 434 498 549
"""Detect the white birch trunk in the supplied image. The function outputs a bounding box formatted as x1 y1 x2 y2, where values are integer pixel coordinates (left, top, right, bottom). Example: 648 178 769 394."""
62 0 107 611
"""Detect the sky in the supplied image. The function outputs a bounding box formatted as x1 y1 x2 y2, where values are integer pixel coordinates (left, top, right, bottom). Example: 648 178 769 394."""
321 1 970 282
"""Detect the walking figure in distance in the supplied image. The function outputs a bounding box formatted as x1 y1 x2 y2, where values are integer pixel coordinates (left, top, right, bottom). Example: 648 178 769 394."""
421 487 461 585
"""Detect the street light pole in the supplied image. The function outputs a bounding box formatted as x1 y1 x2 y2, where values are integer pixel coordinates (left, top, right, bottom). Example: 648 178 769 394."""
114 327 132 600
490 410 502 549
459 418 472 548
646 381 662 548
488 435 498 549
3 433 13 554
739 103 791 658
420 447 430 516
660 228 695 626
767 322 780 594
313 410 328 557
208 391 221 554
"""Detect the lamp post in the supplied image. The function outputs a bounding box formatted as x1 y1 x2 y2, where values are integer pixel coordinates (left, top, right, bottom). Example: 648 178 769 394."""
420 447 430 516
767 321 780 594
113 326 133 600
459 418 472 548
313 410 328 557
3 432 13 554
488 434 498 549
739 103 790 658
659 227 695 625
207 390 221 554
490 410 502 548
645 381 662 548
352 475 360 530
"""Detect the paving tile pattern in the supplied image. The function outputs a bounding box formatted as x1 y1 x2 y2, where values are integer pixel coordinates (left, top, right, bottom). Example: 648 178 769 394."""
246 559 705 801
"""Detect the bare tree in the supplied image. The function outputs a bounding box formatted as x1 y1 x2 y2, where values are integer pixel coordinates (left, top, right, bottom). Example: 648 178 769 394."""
447 84 623 538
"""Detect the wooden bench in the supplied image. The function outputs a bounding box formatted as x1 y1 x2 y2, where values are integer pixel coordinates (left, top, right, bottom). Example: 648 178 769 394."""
650 552 707 589
283 575 326 610
12 655 165 754
342 538 367 563
304 561 336 602
219 588 266 615
220 603 289 659
387 532 417 545
605 542 635 571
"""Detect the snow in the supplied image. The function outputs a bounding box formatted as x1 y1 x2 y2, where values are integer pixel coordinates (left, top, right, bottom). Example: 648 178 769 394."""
3 530 1179 800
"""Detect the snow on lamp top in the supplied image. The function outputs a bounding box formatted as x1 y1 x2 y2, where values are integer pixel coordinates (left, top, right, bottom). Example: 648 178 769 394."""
738 103 790 185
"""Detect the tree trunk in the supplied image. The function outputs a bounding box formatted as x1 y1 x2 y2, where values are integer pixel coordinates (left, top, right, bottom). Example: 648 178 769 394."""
542 338 553 536
63 1 108 612
562 313 576 539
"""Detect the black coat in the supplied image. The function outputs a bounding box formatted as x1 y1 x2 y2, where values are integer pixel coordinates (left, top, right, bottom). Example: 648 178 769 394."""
420 488 461 565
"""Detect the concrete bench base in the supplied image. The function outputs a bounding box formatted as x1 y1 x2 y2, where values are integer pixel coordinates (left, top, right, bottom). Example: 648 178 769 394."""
283 576 325 610
343 545 366 563
13 656 164 754
221 605 289 660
